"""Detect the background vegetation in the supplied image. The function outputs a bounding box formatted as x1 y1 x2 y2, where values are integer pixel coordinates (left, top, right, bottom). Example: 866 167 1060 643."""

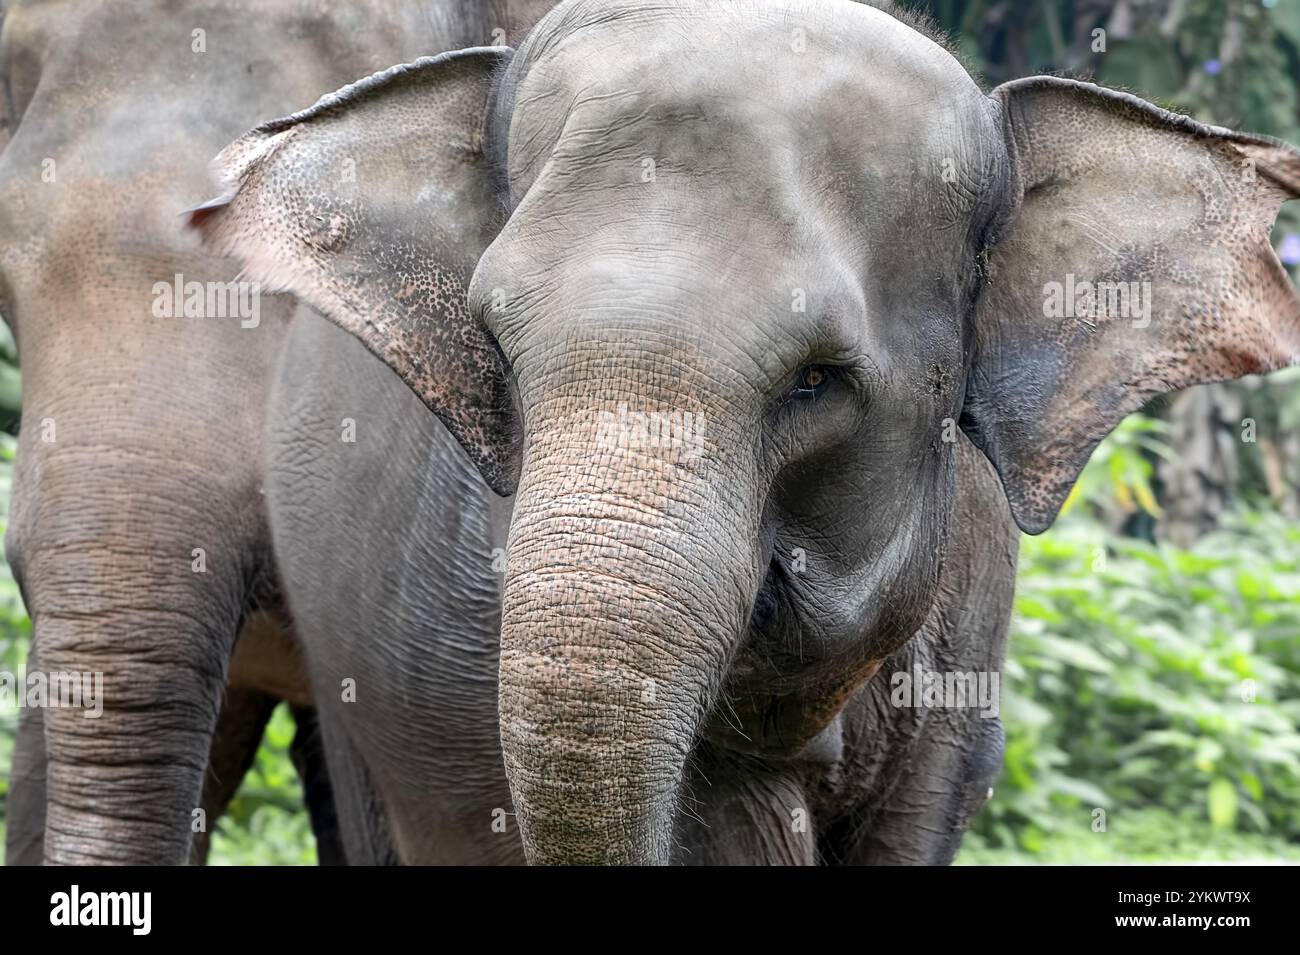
2 0 1300 864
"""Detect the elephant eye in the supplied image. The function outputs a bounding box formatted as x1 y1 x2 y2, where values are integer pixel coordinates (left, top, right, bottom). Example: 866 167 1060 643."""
793 364 834 398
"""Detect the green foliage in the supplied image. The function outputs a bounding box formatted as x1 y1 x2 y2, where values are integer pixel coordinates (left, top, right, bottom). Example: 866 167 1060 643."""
962 454 1300 862
959 808 1300 864
1059 415 1172 524
0 324 19 435
208 706 317 866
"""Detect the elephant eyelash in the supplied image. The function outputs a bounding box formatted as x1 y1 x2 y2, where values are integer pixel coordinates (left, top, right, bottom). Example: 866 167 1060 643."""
769 362 862 419
789 364 837 400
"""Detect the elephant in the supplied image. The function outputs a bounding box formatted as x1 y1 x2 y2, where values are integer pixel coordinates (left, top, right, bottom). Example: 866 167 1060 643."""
192 0 1300 864
0 0 555 865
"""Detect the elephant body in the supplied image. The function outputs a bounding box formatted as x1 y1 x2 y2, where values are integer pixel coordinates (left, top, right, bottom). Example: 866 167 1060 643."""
268 314 1016 863
196 0 1300 864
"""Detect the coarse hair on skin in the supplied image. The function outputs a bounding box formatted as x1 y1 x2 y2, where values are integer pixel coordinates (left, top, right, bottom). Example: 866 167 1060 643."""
853 0 987 87
482 47 522 228
852 0 949 48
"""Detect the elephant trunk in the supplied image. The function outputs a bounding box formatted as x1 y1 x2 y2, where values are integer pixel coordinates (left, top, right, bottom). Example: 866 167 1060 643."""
498 421 762 865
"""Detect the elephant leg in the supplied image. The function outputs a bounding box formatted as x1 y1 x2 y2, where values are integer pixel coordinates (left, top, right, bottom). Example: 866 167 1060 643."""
820 713 1005 865
6 648 328 867
188 686 279 865
4 696 48 865
30 569 245 864
224 605 348 864
6 447 259 864
312 706 399 866
15 687 348 867
288 705 345 866
673 746 818 865
7 618 340 866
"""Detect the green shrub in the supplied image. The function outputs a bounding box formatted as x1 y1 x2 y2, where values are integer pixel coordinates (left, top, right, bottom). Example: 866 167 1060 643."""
965 491 1300 860
208 705 317 866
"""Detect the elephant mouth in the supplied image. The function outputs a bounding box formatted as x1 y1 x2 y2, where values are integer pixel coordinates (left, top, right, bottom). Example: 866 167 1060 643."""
745 566 783 634
742 543 803 637
735 554 826 676
708 554 897 758
704 575 828 758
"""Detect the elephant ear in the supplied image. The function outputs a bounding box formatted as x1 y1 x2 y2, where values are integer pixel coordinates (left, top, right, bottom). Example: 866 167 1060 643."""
189 47 519 494
963 76 1300 533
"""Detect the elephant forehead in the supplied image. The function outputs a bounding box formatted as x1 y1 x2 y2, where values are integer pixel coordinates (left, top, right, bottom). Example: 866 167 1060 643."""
504 0 994 206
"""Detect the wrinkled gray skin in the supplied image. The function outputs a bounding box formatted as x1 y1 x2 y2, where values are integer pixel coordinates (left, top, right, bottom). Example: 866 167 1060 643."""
199 0 1300 864
0 0 553 865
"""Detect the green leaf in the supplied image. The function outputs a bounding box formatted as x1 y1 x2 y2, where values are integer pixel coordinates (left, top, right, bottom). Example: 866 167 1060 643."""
1240 772 1264 802
1207 777 1238 830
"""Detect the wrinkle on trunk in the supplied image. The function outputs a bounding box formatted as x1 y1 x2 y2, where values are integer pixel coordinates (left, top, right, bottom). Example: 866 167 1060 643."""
498 424 764 864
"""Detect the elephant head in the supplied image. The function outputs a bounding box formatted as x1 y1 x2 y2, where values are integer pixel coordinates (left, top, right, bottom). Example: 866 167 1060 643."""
193 0 1300 864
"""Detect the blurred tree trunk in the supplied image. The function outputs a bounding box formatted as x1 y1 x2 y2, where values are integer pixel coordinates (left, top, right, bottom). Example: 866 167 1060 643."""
1157 386 1240 548
1241 377 1300 520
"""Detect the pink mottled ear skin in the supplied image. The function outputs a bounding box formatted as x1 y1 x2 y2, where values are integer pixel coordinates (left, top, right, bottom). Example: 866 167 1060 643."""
189 48 520 495
965 76 1300 534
